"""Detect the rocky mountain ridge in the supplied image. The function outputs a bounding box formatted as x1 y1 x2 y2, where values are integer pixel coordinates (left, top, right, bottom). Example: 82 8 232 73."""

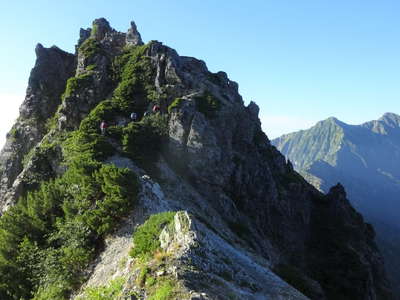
0 18 393 299
272 113 400 223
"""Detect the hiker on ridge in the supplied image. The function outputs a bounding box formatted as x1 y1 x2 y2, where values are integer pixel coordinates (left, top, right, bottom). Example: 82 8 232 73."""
152 104 160 113
100 120 108 135
130 112 137 122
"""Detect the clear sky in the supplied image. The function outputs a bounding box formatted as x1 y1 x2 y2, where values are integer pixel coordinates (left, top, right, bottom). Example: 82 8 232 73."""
1 0 400 147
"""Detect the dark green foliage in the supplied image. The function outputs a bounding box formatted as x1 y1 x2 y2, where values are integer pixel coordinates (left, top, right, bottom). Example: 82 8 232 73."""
87 165 139 235
64 130 114 164
122 114 168 166
195 91 221 118
91 24 99 37
79 38 103 59
79 277 125 300
148 281 174 300
62 73 93 99
86 64 97 71
167 98 184 113
112 44 157 113
8 127 19 139
0 107 140 299
0 160 139 299
45 111 60 132
79 99 122 133
130 212 175 259
273 264 316 298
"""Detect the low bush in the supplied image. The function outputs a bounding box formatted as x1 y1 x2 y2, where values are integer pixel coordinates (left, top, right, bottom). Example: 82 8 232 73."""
79 38 103 59
62 73 93 100
167 97 184 113
0 107 140 299
122 114 168 166
112 43 157 113
130 212 175 259
78 277 125 300
148 281 174 300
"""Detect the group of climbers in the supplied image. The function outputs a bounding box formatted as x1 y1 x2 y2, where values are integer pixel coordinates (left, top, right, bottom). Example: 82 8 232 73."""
100 103 161 135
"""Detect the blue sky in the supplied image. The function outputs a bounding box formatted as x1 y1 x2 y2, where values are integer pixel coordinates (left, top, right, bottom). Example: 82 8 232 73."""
1 0 400 146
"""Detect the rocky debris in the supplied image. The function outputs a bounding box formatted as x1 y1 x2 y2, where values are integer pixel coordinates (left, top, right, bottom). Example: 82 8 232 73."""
159 211 309 300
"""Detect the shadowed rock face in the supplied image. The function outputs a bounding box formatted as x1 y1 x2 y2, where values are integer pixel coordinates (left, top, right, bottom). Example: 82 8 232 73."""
272 114 400 298
0 19 393 299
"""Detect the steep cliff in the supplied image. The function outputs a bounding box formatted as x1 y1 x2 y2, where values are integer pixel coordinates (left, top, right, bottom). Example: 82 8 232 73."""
272 114 400 297
0 19 392 300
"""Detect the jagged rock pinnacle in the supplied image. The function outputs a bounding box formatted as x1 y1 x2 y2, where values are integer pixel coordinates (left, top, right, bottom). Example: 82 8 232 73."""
91 18 112 41
34 43 44 56
247 101 260 119
126 20 143 46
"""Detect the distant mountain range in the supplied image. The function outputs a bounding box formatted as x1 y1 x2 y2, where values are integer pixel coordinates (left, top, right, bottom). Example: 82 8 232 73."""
273 112 400 297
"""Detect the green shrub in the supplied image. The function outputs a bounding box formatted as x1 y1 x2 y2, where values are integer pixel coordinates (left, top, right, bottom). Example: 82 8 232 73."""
195 91 221 118
8 127 19 139
0 104 140 299
112 43 157 113
79 99 122 133
137 266 150 286
148 281 174 300
86 64 97 71
79 38 103 59
91 24 99 38
130 212 176 259
78 277 125 300
86 165 139 234
146 276 156 287
63 73 93 99
34 281 70 300
167 97 184 113
122 114 167 166
45 111 60 132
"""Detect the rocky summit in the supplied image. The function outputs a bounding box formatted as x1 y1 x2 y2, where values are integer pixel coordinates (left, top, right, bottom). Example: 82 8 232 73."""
0 18 393 300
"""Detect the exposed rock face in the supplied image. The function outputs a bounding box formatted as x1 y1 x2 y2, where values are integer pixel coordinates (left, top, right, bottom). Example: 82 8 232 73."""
0 45 75 212
0 19 393 299
126 21 143 46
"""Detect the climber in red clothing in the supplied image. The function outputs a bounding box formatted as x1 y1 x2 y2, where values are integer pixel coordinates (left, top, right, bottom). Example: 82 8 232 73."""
152 104 160 113
100 120 108 135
